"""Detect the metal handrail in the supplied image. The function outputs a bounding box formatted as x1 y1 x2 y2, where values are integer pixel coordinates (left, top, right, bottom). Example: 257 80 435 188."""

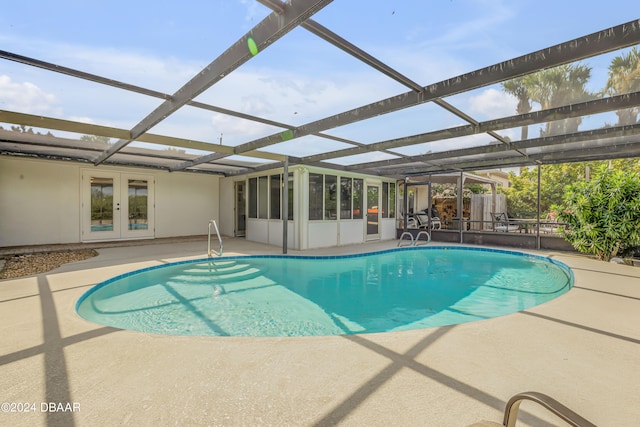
503 392 596 427
207 220 223 257
397 231 414 247
414 230 431 246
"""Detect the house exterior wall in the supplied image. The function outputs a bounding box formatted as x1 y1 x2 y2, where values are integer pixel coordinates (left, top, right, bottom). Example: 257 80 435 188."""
380 219 396 240
154 171 219 238
1 156 394 250
338 221 364 246
0 156 219 247
1 157 81 246
218 177 235 237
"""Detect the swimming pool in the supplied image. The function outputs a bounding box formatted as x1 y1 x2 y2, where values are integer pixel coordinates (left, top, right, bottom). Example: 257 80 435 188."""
76 246 573 337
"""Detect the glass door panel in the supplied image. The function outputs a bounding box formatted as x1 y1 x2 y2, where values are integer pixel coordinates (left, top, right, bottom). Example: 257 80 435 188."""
121 176 154 239
127 179 148 230
366 185 380 239
84 171 120 240
91 177 114 232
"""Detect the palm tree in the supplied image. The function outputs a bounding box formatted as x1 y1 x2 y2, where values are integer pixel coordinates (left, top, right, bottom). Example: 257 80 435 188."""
501 77 531 140
522 63 593 137
605 47 640 126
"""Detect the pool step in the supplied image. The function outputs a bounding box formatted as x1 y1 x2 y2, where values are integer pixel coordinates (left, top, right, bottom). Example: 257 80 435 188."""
205 267 266 283
171 265 267 284
182 262 254 277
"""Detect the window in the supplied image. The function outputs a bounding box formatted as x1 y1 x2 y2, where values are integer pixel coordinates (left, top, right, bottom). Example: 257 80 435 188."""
270 174 280 220
382 182 389 218
248 177 257 218
288 173 294 220
379 182 396 219
340 177 352 219
309 174 381 221
324 175 337 220
389 183 396 217
309 173 323 220
258 176 268 219
248 173 295 220
353 178 363 219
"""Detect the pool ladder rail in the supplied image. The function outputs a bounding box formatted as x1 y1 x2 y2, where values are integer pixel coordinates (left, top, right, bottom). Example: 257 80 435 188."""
397 230 431 247
503 391 596 427
469 391 597 427
207 220 223 257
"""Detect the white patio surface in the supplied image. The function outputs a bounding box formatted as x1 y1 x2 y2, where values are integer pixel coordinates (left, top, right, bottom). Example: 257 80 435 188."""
1 238 639 426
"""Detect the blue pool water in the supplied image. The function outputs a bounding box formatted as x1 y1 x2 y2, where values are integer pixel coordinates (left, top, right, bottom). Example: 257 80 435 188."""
76 247 573 337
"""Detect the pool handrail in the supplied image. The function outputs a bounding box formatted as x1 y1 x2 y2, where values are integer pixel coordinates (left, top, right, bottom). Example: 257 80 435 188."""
208 220 223 257
397 231 414 247
414 230 431 246
503 391 596 427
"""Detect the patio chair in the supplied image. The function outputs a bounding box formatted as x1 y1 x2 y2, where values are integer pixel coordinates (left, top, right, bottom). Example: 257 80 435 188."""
492 212 519 232
431 216 441 230
539 212 559 234
415 213 441 230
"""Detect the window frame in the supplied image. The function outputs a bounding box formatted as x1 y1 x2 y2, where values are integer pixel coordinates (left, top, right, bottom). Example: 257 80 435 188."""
270 174 281 220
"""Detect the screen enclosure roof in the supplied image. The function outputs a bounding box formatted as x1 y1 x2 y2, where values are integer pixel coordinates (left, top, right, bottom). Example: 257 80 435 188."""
1 1 639 179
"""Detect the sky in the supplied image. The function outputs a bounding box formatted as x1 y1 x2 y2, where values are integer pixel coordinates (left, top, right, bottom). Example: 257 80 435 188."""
0 0 638 163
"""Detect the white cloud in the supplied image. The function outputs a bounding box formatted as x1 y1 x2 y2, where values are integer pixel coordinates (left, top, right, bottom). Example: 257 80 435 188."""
468 88 518 120
210 113 279 143
53 44 199 93
0 75 59 115
198 66 402 137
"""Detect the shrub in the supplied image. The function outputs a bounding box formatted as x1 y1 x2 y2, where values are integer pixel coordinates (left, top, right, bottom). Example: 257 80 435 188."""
558 166 640 261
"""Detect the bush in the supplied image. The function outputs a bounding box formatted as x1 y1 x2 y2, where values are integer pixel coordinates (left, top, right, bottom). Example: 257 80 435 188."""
558 166 640 261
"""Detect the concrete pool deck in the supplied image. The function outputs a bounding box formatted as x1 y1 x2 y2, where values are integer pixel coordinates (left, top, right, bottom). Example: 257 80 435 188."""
1 238 639 426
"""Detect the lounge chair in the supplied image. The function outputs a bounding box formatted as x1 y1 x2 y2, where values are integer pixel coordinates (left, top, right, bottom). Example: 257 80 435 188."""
415 213 441 230
492 212 519 232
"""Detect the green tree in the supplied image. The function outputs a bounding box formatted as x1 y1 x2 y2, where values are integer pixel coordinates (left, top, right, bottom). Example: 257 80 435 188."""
501 77 531 140
605 46 640 126
507 163 589 217
506 167 539 217
558 165 640 261
81 135 111 145
506 160 640 218
523 63 593 136
11 125 35 133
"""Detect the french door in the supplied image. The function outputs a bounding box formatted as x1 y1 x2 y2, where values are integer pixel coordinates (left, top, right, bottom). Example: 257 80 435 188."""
82 170 155 241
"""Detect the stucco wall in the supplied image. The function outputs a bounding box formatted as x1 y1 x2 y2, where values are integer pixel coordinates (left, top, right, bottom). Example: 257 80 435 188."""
338 221 364 246
218 177 235 237
155 171 219 238
0 156 219 247
1 157 80 246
